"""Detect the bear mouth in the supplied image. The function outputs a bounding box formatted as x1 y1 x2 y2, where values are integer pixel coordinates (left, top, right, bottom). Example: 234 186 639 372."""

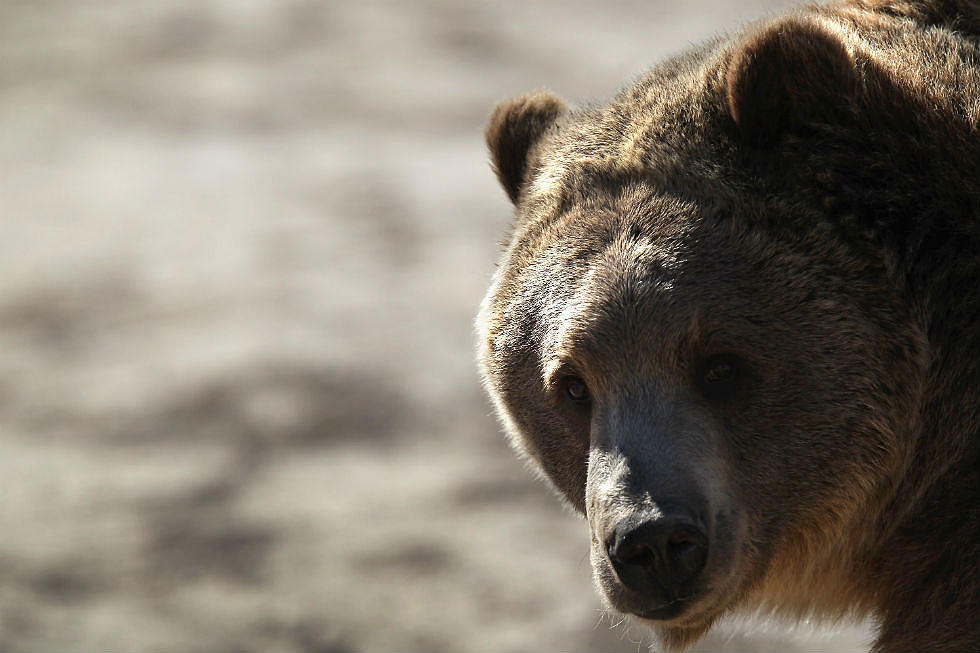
605 580 733 645
604 579 709 624
625 597 693 621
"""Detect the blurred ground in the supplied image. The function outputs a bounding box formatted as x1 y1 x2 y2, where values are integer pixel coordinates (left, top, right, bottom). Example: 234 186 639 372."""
0 1 872 650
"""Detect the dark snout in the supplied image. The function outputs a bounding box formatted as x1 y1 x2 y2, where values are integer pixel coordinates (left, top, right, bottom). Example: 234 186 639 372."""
588 395 730 620
605 507 708 618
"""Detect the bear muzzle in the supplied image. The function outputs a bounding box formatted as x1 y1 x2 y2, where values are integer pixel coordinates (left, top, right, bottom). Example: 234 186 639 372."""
585 404 730 622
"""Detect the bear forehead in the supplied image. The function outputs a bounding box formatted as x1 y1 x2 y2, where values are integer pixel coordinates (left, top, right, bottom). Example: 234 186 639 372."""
528 48 733 206
524 200 743 374
501 189 844 389
539 254 697 387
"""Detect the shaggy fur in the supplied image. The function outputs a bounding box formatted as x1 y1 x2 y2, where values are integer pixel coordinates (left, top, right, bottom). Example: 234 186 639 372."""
477 1 980 651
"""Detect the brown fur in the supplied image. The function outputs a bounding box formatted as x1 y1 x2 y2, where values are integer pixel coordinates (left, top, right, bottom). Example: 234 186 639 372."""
477 1 980 651
485 90 568 204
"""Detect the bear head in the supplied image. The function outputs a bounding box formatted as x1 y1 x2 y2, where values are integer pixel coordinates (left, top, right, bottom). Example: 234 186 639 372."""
477 12 941 650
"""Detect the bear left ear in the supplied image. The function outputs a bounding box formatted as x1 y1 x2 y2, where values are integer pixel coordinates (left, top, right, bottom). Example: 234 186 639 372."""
485 90 568 204
726 18 859 144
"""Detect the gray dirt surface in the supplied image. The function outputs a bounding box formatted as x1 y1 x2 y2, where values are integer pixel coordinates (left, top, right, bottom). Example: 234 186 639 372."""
0 0 870 650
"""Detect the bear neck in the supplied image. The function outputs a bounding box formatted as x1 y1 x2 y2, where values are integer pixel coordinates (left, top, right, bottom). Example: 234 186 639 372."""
868 253 980 652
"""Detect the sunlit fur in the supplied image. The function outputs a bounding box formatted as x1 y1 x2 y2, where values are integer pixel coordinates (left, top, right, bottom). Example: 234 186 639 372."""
479 1 980 651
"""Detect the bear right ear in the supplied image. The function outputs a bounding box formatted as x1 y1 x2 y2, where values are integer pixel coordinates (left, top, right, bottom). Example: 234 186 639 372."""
485 90 567 204
726 18 859 144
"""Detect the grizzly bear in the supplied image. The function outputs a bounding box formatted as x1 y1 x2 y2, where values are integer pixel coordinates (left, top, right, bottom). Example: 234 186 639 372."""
477 1 980 651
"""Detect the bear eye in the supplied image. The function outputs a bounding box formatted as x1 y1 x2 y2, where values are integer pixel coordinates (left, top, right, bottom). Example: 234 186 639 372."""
698 354 741 401
564 376 591 404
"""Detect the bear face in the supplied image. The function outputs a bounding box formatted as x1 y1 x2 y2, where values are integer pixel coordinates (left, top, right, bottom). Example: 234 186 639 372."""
478 2 979 651
479 158 925 649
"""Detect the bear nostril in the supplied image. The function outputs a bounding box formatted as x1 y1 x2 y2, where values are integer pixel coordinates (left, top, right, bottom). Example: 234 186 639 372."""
612 541 658 568
668 534 698 565
667 529 704 558
666 528 708 586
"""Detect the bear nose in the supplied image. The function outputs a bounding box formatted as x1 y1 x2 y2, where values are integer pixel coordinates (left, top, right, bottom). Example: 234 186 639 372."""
606 512 708 603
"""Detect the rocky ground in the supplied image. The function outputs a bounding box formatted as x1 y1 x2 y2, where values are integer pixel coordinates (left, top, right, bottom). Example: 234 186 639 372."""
0 0 870 650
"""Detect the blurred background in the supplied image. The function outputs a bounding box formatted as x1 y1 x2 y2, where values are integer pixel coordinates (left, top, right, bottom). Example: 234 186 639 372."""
0 0 871 650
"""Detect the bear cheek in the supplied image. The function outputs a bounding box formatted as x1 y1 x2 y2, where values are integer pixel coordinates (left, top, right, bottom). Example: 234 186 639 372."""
510 405 590 511
482 349 591 511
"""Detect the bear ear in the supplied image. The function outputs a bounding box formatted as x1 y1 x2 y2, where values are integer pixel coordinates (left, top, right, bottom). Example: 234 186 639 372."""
726 19 859 144
485 90 568 204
